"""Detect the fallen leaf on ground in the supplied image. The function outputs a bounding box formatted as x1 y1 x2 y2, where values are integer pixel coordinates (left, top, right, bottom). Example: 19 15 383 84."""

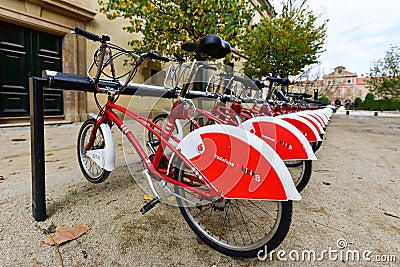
0 176 4 182
322 182 331 185
144 194 154 201
43 222 90 245
167 196 176 202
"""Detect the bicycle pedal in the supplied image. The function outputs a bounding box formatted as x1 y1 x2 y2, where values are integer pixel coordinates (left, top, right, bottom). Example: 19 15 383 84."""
140 198 160 215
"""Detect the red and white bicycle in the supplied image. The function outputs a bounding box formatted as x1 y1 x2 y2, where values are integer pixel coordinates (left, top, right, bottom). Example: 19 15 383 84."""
75 28 300 258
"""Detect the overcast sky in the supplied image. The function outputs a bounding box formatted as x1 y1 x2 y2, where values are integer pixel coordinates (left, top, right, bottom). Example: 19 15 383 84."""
270 0 400 77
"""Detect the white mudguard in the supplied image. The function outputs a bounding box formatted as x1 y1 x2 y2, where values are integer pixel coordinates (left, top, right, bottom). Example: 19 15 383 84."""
278 114 322 142
310 110 329 126
297 113 325 134
303 111 327 127
176 124 301 201
241 116 316 161
87 113 116 171
321 107 334 119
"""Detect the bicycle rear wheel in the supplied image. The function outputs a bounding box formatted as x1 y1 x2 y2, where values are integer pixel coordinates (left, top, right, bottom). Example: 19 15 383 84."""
77 119 110 183
173 160 292 258
148 113 169 142
285 160 312 192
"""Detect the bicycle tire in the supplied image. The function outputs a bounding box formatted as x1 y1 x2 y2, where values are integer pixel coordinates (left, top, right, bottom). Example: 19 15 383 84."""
173 160 292 258
285 160 312 192
77 119 110 183
147 113 181 144
314 140 323 152
147 113 169 142
189 113 217 132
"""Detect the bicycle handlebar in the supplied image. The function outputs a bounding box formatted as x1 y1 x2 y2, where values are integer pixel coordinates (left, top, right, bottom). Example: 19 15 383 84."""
147 51 170 62
266 77 290 86
75 27 103 42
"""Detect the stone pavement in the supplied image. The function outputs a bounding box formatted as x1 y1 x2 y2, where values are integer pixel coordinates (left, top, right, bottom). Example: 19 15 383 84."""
0 114 399 266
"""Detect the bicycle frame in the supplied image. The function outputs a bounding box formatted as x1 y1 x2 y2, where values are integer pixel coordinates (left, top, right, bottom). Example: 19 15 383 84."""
87 96 222 201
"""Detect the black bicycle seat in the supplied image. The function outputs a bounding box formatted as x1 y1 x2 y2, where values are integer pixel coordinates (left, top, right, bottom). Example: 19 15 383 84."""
181 34 232 59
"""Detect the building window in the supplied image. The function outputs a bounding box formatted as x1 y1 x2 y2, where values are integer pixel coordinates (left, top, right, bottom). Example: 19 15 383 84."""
348 79 351 84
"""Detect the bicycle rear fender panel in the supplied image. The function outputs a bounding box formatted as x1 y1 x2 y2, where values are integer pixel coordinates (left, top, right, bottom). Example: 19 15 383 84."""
316 108 333 122
317 110 330 123
322 107 334 118
88 113 116 171
301 111 327 127
278 114 322 142
307 111 328 126
176 124 301 201
297 113 325 134
240 117 317 161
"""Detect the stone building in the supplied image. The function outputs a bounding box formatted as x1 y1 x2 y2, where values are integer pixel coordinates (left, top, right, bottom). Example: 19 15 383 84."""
322 66 370 106
0 0 274 124
291 66 370 106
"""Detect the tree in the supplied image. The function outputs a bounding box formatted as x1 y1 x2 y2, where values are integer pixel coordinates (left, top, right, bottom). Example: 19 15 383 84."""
240 0 327 78
364 93 375 102
368 45 400 98
97 0 259 57
318 96 329 104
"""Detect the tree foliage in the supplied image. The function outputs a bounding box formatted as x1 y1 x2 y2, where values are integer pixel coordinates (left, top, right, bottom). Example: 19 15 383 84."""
98 0 257 57
368 45 400 99
240 1 327 78
318 96 329 104
364 92 375 101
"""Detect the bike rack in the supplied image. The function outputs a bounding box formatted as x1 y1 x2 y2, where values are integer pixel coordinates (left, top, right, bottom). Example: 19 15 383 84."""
29 71 178 221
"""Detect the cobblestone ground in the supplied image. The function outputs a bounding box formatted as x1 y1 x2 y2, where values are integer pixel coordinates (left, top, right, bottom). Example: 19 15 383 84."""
0 113 399 266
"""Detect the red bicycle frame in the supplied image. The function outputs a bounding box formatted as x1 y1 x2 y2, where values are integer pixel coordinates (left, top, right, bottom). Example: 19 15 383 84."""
86 96 221 200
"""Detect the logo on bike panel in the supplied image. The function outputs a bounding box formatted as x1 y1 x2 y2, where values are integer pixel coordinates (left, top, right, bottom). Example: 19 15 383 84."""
214 153 235 167
196 143 204 153
261 134 276 142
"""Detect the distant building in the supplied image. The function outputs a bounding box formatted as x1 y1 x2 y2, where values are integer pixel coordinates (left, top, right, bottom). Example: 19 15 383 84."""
323 66 370 106
291 66 370 106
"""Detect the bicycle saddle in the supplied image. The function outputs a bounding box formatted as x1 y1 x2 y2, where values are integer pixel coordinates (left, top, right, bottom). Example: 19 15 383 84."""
181 34 232 59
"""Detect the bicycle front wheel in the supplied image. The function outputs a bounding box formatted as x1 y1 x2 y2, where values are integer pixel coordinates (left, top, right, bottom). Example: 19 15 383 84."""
174 160 292 258
77 119 110 183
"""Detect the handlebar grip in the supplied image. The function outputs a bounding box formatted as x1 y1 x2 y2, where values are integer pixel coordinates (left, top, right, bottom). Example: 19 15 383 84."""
147 52 170 62
173 53 185 62
74 27 101 42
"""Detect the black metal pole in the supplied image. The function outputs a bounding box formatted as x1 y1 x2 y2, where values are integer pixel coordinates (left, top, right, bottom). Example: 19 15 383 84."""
314 89 319 100
29 77 47 221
